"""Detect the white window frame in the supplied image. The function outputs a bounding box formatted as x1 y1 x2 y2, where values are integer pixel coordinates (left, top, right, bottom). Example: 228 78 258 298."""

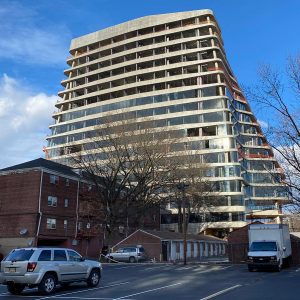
50 174 59 184
48 196 58 207
47 218 56 229
64 198 69 208
64 220 68 230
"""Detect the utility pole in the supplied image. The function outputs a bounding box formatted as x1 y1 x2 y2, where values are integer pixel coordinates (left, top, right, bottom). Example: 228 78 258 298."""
177 182 189 265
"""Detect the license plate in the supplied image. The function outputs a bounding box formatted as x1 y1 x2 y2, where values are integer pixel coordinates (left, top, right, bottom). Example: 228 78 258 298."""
9 268 16 273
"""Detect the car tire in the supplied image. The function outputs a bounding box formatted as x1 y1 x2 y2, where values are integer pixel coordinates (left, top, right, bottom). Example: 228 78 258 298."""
248 265 254 272
38 273 57 295
7 283 25 295
87 269 100 287
129 256 136 263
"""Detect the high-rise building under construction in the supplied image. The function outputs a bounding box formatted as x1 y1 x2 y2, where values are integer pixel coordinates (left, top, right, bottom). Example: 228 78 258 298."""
46 10 289 235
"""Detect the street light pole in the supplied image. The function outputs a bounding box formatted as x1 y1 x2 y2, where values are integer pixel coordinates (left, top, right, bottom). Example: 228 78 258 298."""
177 182 189 265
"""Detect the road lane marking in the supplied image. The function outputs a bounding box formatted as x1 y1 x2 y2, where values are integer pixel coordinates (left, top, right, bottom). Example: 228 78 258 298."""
217 266 234 270
0 296 135 300
43 296 134 300
142 265 171 271
113 282 182 299
107 264 172 271
200 284 242 300
0 295 41 298
36 281 130 300
109 266 138 270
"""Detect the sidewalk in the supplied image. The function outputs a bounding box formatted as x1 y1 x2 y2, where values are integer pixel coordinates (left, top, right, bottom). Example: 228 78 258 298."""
101 256 230 265
169 256 229 265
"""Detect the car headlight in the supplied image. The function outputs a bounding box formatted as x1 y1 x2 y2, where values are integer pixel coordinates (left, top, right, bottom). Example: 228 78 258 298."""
248 256 253 260
270 256 277 260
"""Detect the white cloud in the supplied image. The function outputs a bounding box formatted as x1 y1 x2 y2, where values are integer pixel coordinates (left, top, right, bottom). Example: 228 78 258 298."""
0 2 70 66
0 74 56 168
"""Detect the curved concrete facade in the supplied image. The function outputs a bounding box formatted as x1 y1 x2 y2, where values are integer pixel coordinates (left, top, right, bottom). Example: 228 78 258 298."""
46 10 289 236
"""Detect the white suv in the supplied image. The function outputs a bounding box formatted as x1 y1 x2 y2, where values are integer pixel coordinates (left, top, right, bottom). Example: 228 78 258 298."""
0 247 102 295
106 246 147 263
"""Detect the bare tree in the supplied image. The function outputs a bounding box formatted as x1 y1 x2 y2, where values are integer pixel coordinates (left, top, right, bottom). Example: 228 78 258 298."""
71 114 221 263
71 118 176 247
163 151 225 265
245 54 300 208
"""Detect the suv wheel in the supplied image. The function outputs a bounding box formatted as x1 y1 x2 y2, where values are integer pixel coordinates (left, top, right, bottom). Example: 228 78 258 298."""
129 256 136 263
7 283 25 295
87 269 100 287
38 274 57 294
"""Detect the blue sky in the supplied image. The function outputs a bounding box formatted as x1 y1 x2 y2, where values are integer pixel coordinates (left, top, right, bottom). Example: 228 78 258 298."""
0 0 299 168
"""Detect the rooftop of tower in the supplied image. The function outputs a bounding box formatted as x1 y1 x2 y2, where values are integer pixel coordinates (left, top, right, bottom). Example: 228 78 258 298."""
70 9 215 51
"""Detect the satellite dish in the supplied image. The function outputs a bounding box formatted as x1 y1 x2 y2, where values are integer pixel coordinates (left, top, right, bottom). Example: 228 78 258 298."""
19 228 28 236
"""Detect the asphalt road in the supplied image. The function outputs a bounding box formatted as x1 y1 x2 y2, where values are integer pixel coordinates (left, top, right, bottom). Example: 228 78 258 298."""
1 263 300 299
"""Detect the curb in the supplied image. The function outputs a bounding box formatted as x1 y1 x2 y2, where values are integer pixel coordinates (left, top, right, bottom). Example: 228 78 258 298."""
102 259 231 266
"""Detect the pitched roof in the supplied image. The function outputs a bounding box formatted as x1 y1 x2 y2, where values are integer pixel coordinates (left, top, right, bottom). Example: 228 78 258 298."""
141 229 225 242
0 158 79 178
113 229 226 248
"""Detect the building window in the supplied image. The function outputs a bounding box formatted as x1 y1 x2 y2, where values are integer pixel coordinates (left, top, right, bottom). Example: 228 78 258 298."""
64 198 69 207
48 196 57 207
47 218 56 229
187 128 199 137
78 222 82 230
50 175 59 184
64 220 68 230
66 179 70 186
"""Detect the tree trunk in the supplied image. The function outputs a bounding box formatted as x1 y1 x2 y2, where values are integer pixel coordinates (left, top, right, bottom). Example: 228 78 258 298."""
178 205 183 233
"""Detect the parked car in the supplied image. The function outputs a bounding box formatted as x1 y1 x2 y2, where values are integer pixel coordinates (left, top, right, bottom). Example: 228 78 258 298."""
0 247 102 295
106 246 147 263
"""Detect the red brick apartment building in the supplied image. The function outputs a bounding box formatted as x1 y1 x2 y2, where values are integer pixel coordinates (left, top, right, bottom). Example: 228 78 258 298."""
0 158 106 258
0 158 160 258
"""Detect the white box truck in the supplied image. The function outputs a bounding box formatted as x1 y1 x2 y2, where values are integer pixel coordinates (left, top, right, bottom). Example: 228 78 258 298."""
247 224 291 272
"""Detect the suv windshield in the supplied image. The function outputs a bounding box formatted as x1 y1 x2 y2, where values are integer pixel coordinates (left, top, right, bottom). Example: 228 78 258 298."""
5 249 34 261
250 242 277 252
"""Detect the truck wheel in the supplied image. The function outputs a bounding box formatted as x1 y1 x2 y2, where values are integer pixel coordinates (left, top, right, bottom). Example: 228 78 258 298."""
38 273 57 294
87 269 100 287
7 283 25 295
248 265 254 272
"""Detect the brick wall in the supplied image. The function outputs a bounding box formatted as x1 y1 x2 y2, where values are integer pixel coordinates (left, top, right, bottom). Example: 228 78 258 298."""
0 169 80 242
38 172 78 238
0 238 36 256
228 225 249 263
0 170 41 238
290 235 300 266
112 230 162 261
